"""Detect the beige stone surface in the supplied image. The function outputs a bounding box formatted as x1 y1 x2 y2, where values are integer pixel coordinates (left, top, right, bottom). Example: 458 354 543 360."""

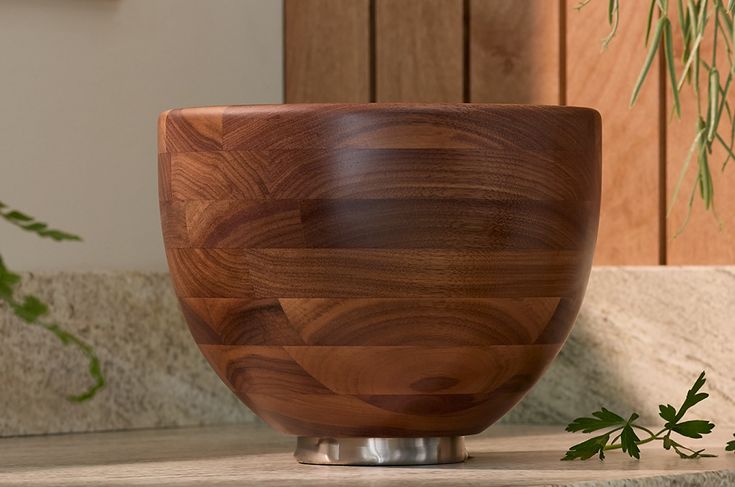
2 267 734 436
1 424 734 486
507 267 735 425
0 273 252 437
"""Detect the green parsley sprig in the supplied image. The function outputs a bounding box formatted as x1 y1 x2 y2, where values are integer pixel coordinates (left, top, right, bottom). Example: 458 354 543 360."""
562 372 721 461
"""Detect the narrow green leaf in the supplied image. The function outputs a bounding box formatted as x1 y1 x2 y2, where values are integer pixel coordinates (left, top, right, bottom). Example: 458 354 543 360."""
631 17 667 107
664 18 683 116
677 0 689 48
726 434 735 452
707 69 721 142
5 210 32 222
0 203 82 241
668 126 706 218
648 0 660 45
677 33 704 90
699 144 714 208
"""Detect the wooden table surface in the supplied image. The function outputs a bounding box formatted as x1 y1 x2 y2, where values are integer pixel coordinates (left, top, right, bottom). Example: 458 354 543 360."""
1 424 734 486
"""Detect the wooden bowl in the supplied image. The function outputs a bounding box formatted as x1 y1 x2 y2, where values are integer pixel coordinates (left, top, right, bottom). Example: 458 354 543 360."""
158 104 600 464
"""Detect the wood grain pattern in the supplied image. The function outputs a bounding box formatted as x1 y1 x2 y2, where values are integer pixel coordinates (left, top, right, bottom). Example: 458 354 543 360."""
666 20 735 264
279 298 561 346
566 0 662 264
165 149 597 201
167 248 589 299
160 104 600 437
285 0 370 103
376 0 464 102
161 199 595 249
221 104 599 151
470 0 561 104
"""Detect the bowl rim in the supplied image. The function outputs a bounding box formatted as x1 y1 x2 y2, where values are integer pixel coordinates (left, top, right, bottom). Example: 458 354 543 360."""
159 103 600 119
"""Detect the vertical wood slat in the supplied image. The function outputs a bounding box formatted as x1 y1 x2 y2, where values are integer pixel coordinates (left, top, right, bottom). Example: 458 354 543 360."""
375 0 464 102
285 0 371 103
469 0 562 105
666 19 735 264
566 0 662 265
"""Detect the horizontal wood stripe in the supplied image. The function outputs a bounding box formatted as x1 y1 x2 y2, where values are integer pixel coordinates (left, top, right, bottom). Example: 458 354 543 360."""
240 390 526 437
279 297 561 346
167 248 589 298
160 199 596 250
166 149 598 201
216 105 599 151
180 297 563 346
200 344 558 395
166 248 254 298
285 345 559 395
200 345 332 395
180 298 305 346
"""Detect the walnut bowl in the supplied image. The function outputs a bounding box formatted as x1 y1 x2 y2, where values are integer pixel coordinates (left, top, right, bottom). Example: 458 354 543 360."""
158 104 601 465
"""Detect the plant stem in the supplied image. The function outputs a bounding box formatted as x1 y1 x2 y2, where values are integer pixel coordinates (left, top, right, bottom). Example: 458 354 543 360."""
603 427 668 451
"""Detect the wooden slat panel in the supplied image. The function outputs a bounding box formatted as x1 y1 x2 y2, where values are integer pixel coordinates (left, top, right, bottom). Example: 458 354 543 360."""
566 1 662 264
284 0 370 103
666 23 735 264
470 0 561 104
375 0 464 102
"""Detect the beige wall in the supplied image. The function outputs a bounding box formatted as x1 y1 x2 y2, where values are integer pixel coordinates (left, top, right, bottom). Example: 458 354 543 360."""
0 0 282 271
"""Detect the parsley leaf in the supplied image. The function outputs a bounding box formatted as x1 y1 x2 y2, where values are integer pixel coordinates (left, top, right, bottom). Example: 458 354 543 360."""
565 408 626 433
620 415 642 459
659 371 709 424
669 420 715 439
562 433 611 461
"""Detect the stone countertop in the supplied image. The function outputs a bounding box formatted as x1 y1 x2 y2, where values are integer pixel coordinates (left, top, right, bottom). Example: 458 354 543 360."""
2 424 734 486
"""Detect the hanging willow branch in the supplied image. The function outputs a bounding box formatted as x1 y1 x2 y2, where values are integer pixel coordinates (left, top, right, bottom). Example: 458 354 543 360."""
579 0 735 234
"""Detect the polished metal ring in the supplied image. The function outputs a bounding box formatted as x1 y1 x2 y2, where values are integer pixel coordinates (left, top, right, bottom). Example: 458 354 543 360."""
294 436 467 466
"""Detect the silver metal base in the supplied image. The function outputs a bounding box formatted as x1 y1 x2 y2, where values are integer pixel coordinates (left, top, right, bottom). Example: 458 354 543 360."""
294 436 467 466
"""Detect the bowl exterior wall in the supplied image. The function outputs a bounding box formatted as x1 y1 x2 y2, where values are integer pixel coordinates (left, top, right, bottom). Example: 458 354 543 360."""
159 104 601 437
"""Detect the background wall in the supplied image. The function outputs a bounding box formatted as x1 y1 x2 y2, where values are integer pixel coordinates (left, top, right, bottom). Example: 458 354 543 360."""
0 0 283 271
